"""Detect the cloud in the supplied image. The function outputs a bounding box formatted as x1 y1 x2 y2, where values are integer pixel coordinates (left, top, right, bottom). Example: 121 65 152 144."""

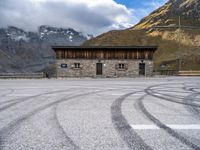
0 0 135 35
143 0 167 10
129 0 168 24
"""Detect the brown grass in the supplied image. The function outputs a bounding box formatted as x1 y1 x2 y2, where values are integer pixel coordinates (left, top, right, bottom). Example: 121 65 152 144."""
83 28 200 70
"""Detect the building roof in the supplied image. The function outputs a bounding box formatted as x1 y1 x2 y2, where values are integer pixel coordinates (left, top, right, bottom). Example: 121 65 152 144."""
52 46 158 51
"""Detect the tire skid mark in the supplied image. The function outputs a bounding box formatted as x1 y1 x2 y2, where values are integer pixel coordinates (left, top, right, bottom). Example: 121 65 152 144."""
53 105 81 150
145 88 200 108
147 83 199 102
149 100 185 114
190 88 200 93
183 87 200 94
0 88 78 112
0 89 14 98
149 89 200 102
146 83 200 118
111 90 153 150
185 94 200 118
183 88 200 120
51 86 140 150
0 85 129 106
0 86 97 106
155 89 195 94
137 94 200 150
0 89 111 149
0 86 133 117
0 91 82 150
0 89 65 105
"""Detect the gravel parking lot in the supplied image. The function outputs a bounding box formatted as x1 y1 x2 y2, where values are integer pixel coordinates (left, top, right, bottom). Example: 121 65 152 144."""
0 77 200 150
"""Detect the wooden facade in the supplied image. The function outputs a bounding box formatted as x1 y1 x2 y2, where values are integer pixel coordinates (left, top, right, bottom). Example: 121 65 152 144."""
52 46 157 60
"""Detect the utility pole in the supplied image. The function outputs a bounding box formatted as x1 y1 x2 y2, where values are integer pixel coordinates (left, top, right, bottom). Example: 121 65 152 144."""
176 16 181 75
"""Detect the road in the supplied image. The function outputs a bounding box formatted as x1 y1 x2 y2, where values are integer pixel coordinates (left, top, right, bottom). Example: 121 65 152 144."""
0 77 200 150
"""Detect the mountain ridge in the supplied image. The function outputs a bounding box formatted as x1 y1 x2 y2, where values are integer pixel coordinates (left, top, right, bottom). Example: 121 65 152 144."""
0 25 93 73
133 0 200 29
83 0 200 70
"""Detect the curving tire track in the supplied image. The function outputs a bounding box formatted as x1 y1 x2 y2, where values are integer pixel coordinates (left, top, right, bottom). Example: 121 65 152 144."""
53 105 81 150
0 89 114 150
182 87 200 120
154 89 195 94
0 89 66 106
111 91 153 150
0 85 128 108
190 88 200 93
145 86 200 108
146 84 200 116
183 87 200 94
147 84 200 102
137 94 200 150
0 89 78 112
0 86 94 106
149 90 200 102
0 91 80 150
0 89 14 98
0 91 88 149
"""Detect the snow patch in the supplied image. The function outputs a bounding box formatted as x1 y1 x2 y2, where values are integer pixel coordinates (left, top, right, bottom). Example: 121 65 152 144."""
79 32 93 40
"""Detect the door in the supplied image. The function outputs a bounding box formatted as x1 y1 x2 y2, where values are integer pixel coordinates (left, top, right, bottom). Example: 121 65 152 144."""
139 63 145 76
96 63 102 75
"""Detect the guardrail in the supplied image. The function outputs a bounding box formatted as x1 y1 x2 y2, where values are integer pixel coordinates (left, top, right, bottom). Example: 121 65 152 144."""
0 73 45 79
179 71 200 76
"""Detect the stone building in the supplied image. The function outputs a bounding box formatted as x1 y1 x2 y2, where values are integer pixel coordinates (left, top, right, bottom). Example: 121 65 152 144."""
52 46 157 77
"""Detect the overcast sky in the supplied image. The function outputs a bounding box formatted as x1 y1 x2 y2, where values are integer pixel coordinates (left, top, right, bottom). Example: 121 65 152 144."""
0 0 168 35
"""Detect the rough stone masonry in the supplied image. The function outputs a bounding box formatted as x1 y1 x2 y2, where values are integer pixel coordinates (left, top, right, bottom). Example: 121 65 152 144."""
52 46 157 78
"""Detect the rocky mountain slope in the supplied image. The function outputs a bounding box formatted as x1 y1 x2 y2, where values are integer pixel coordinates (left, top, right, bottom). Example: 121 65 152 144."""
0 26 92 73
133 0 200 29
84 0 200 71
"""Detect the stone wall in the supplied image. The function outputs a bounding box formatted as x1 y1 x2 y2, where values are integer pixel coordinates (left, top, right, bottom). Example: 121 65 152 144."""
56 59 153 77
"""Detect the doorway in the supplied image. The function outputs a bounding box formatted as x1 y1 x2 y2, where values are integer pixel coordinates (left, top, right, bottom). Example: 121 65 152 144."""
96 63 103 75
139 63 145 76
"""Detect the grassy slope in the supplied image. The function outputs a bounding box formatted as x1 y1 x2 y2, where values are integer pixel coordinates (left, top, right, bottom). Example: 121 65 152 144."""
84 29 200 70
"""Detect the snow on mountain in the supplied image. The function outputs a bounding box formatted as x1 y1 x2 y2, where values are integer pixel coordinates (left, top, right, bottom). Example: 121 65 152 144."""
0 25 93 73
38 25 92 43
79 32 93 40
6 26 30 42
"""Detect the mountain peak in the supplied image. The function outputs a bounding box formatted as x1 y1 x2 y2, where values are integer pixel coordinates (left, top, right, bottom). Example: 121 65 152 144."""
38 25 93 41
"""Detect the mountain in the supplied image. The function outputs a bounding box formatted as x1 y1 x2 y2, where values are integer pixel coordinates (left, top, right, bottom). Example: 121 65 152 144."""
84 0 200 71
0 26 93 73
133 0 200 29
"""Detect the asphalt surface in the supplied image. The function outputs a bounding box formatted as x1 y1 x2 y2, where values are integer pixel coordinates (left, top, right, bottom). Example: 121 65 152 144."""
0 77 200 150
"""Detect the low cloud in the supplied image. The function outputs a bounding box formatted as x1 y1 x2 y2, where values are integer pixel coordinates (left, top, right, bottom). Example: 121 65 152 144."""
0 0 168 35
0 0 135 35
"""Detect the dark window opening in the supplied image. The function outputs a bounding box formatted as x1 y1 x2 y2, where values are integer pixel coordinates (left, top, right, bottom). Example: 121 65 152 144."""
74 63 80 69
118 63 125 69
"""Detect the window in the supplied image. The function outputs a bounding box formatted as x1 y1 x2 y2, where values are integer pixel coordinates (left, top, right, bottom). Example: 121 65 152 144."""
118 63 125 69
74 63 80 69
